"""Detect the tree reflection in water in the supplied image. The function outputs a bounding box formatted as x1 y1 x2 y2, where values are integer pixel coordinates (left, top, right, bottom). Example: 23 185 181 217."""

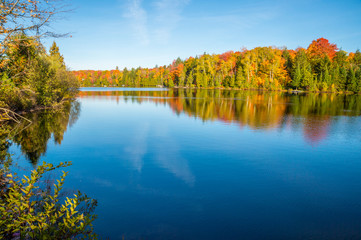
0 101 81 165
2 89 361 166
79 89 361 146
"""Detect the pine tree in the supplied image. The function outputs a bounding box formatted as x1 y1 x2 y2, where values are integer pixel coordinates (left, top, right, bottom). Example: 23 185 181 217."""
353 49 361 65
282 49 293 76
49 41 64 65
334 50 347 67
186 71 194 87
292 65 302 89
356 68 361 93
323 66 331 87
302 66 313 90
338 66 347 91
331 65 340 90
292 49 311 90
347 68 357 92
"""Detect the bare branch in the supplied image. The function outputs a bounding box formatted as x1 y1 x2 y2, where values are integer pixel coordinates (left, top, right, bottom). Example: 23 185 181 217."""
0 107 32 123
0 0 71 45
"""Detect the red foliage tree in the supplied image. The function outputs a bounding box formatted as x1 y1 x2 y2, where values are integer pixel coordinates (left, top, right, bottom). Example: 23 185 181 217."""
307 38 338 60
219 51 234 62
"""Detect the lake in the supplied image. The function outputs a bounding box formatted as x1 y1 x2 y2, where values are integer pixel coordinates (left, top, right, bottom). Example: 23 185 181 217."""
7 88 361 239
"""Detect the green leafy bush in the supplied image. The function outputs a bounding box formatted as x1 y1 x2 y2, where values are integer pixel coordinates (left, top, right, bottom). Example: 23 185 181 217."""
0 161 97 239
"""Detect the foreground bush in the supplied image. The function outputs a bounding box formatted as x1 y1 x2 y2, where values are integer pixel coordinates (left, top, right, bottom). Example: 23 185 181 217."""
0 161 97 239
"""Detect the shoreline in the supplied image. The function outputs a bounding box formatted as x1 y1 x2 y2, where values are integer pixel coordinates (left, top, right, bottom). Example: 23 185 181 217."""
0 98 76 123
79 86 359 95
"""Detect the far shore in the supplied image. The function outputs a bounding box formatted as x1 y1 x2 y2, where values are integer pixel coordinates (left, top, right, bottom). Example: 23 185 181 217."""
79 86 360 95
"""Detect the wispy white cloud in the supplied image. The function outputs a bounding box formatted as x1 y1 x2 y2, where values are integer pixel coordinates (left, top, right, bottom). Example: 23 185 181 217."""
153 0 190 44
124 123 150 172
123 0 190 45
124 0 149 45
153 124 195 186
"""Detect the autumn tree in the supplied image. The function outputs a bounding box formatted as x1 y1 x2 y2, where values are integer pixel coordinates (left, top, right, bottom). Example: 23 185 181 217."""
0 0 69 58
49 41 64 65
307 38 338 60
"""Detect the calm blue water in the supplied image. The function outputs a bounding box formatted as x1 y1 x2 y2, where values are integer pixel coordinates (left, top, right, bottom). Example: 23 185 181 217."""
9 88 361 239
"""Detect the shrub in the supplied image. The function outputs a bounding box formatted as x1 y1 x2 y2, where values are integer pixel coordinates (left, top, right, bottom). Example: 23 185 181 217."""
0 161 97 239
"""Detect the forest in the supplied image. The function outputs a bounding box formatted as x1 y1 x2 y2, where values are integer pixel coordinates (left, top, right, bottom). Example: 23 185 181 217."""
74 38 361 93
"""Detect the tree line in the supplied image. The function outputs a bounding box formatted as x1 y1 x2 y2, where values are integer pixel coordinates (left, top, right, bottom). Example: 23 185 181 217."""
74 38 361 93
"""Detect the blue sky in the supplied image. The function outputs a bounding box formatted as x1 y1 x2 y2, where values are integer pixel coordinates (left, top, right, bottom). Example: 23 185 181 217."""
45 0 361 70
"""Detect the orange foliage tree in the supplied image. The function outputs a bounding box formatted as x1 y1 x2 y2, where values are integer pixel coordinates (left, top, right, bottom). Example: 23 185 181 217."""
307 38 338 60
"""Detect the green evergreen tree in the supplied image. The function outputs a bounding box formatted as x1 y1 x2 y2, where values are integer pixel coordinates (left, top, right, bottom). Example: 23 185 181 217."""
347 68 357 92
292 65 302 89
292 49 311 90
301 65 313 89
338 66 348 91
49 41 64 65
323 66 331 87
356 68 361 93
353 49 361 65
334 50 347 67
282 49 293 77
186 71 194 87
